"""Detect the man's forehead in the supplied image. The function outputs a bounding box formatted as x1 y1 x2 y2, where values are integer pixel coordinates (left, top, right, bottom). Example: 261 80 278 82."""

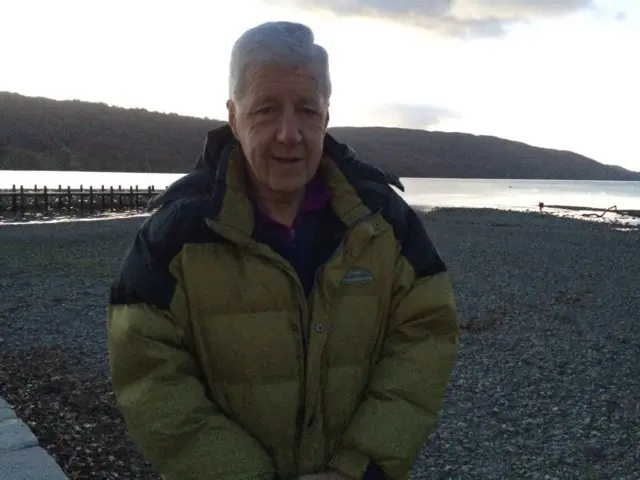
247 64 320 87
247 79 323 102
250 62 316 78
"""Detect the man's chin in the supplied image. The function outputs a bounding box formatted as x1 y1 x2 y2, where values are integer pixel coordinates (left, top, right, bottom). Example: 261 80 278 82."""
266 178 308 195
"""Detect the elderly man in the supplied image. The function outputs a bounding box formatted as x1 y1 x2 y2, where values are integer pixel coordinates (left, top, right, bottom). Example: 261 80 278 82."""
107 21 459 480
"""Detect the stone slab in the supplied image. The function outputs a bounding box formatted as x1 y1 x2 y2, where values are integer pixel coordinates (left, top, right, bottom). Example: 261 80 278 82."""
0 418 38 454
0 405 15 423
0 397 68 479
0 447 68 480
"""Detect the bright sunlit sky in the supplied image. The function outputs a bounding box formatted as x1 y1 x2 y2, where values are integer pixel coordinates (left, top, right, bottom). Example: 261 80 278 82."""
2 0 638 171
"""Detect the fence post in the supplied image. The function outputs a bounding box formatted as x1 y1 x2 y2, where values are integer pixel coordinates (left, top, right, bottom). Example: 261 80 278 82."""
101 185 106 211
79 185 84 215
57 185 63 209
19 186 24 216
11 185 17 212
43 186 48 215
109 186 114 211
67 186 72 213
89 186 94 212
34 185 39 211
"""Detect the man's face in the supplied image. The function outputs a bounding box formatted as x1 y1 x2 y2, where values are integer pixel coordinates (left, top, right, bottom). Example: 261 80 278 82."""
227 64 330 195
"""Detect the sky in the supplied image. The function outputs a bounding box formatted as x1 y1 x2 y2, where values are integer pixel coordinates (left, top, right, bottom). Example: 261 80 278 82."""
1 0 638 171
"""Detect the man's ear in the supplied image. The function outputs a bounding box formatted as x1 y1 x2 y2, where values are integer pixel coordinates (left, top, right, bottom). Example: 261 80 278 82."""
226 99 238 138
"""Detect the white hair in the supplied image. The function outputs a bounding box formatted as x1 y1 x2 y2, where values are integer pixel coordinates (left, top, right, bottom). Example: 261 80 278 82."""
228 21 332 103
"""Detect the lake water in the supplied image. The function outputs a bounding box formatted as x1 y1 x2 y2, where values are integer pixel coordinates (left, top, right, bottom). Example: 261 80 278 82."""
2 170 640 224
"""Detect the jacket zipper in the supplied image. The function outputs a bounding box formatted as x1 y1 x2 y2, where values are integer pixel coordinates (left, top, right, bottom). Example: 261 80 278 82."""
305 208 383 348
296 209 383 470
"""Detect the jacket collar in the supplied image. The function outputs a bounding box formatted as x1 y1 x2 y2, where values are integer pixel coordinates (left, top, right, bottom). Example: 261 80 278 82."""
149 124 404 239
195 124 403 191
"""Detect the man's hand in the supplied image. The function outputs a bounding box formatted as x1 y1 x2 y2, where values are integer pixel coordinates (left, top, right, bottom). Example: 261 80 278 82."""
297 470 349 480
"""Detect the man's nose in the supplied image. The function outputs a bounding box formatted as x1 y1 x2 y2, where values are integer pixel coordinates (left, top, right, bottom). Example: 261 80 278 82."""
276 112 303 146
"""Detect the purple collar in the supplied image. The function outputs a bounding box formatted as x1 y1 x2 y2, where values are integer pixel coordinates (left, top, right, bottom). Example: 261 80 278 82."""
253 175 331 244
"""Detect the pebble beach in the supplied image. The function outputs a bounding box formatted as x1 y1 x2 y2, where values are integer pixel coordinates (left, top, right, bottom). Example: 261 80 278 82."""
0 208 638 479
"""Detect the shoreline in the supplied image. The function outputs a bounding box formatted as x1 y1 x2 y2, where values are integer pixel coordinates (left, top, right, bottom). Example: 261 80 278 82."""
1 204 639 230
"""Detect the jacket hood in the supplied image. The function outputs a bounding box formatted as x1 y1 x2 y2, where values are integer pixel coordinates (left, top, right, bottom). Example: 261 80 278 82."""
148 124 404 211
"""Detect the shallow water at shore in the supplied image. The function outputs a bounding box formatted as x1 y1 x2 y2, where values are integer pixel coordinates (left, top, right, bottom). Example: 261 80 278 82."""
1 204 638 229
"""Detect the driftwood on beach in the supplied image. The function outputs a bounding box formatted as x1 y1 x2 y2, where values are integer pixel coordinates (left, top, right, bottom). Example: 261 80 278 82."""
0 184 162 218
539 202 640 219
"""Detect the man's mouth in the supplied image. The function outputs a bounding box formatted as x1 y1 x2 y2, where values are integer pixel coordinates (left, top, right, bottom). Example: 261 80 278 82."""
272 156 303 164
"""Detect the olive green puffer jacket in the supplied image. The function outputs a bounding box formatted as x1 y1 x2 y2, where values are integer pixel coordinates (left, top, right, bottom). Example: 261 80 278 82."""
107 126 460 480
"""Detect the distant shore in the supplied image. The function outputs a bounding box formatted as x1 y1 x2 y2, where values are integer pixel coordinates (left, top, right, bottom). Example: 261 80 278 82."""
1 208 638 479
2 201 639 228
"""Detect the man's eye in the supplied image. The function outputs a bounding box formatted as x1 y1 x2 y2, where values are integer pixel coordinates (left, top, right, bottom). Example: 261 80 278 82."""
256 106 275 115
302 108 319 116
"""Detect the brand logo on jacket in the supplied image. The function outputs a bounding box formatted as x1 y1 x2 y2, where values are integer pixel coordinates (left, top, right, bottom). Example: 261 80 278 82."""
341 268 375 286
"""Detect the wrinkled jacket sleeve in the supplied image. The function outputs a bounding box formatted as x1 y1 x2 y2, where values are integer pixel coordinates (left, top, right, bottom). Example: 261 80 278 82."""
328 206 460 480
107 216 275 480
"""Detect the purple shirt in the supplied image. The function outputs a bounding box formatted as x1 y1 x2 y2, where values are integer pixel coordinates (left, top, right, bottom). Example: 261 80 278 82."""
253 175 332 247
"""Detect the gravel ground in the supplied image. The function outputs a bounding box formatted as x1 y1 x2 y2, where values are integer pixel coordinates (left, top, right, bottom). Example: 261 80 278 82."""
0 208 638 480
0 216 157 479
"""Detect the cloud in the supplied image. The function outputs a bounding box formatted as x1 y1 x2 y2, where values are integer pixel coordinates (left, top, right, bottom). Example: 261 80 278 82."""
277 0 596 37
369 103 460 129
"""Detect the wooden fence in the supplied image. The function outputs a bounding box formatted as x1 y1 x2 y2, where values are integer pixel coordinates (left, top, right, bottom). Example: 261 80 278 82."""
0 184 165 217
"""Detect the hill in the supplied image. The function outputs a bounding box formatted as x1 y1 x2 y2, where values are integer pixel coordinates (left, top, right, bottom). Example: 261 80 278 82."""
1 92 638 180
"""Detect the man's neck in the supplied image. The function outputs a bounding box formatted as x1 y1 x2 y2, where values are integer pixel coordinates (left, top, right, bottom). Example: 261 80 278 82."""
255 187 306 228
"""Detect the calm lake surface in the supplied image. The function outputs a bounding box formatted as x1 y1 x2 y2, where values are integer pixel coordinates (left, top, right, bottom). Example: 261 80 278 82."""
1 170 640 213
